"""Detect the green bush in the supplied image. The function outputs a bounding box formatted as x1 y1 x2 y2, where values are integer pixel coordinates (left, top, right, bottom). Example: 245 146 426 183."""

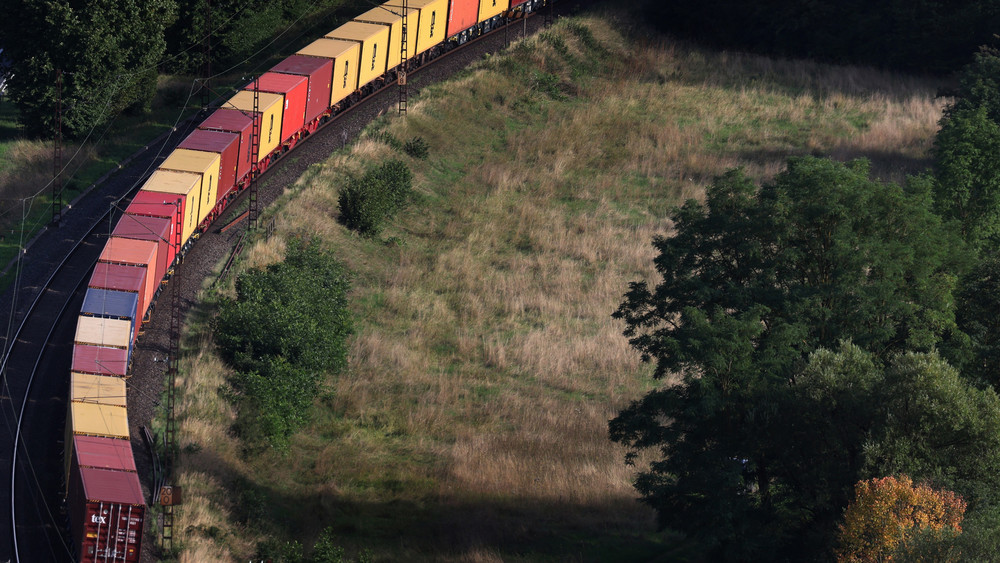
338 160 413 236
215 238 352 445
403 136 430 159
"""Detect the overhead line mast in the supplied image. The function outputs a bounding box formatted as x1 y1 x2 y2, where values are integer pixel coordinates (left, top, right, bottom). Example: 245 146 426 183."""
399 0 408 115
52 69 62 225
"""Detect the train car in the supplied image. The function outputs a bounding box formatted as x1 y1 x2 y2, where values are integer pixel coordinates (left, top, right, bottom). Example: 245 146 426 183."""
297 38 361 108
227 90 284 163
447 0 480 40
127 189 187 249
355 4 420 71
326 22 391 89
199 109 255 190
64 399 130 481
89 262 149 333
71 345 130 377
139 171 203 243
74 316 133 361
112 214 174 285
179 130 240 205
271 55 335 127
245 73 309 146
386 0 448 57
478 0 511 28
64 375 129 488
68 466 145 562
159 149 222 224
81 288 140 348
99 237 160 322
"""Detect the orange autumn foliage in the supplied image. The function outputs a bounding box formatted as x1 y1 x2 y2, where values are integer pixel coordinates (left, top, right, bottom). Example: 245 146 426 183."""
837 475 966 562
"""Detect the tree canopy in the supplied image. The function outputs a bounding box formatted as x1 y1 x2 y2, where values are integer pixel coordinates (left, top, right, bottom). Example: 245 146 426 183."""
610 157 976 559
1 0 177 138
216 238 353 446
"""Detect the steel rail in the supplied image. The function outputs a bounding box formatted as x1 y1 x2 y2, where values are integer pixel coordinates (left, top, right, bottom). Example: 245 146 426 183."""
7 203 118 562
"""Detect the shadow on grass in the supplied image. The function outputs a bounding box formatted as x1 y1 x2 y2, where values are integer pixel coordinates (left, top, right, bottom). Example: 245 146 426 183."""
178 447 697 563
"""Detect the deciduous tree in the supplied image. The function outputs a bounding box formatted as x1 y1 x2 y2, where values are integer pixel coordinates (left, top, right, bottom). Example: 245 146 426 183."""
610 157 970 559
1 0 177 138
837 475 965 562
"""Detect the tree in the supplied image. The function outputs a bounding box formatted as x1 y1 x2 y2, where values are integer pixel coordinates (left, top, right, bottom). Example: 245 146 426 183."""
216 238 352 445
1 0 176 138
933 105 1000 249
610 157 969 559
837 475 965 562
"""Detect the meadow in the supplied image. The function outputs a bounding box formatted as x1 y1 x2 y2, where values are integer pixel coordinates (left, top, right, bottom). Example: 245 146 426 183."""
169 9 947 561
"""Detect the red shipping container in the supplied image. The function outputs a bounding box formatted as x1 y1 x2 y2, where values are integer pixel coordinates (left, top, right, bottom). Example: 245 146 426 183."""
127 190 186 253
89 262 148 322
511 0 529 6
69 466 145 563
271 55 334 125
245 72 308 144
178 130 240 203
447 0 479 38
72 345 129 376
73 436 136 472
200 108 255 187
113 214 172 286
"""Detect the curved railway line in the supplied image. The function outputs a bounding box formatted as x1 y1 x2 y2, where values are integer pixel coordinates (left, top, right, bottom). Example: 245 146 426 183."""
1 6 564 560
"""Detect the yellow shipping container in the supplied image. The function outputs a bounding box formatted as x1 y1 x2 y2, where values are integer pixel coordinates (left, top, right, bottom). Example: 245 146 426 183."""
64 401 130 485
67 402 130 441
355 4 419 70
478 0 510 22
385 0 447 56
71 372 127 407
227 90 284 162
326 22 391 89
159 148 221 225
298 38 361 107
142 170 203 242
74 316 132 349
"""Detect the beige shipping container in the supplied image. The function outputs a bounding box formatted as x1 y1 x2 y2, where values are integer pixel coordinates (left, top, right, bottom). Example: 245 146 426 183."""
159 149 221 225
74 316 132 350
227 90 284 163
71 372 127 407
386 0 447 56
298 38 361 107
326 22 391 89
355 4 419 70
142 170 203 242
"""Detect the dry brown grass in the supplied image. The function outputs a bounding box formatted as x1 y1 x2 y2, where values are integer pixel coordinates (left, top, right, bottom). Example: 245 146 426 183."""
172 11 946 562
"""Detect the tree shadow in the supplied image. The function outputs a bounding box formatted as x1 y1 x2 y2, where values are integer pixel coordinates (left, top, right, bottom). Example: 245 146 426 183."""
174 447 697 563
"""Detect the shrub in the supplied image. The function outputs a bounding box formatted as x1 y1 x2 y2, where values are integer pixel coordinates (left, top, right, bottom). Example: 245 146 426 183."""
338 160 413 236
403 136 429 159
215 238 352 445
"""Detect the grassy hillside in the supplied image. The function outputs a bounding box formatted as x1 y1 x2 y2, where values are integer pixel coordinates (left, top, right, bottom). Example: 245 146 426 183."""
169 8 947 562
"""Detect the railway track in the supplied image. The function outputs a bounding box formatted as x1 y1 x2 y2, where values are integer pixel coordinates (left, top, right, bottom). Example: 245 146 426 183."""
0 5 566 560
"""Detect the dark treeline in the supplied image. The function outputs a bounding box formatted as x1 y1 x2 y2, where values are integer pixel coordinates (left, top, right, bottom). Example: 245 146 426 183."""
0 0 359 138
641 0 1000 74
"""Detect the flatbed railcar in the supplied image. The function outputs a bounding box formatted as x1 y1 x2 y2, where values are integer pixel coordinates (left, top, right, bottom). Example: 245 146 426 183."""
61 0 551 560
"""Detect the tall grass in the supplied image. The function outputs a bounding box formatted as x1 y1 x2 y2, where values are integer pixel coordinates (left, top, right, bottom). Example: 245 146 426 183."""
170 8 947 562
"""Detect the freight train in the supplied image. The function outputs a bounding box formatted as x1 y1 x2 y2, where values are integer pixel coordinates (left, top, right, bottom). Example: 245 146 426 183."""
60 0 547 560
